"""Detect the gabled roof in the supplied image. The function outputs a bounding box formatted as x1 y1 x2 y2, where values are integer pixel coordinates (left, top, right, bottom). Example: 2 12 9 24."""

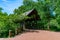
14 9 39 23
22 9 34 16
19 9 37 20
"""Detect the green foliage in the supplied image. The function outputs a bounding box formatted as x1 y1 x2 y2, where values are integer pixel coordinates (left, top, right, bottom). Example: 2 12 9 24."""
0 0 60 38
13 0 60 31
0 8 20 37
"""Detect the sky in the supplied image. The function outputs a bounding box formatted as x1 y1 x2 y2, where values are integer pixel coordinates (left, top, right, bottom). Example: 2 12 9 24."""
0 0 37 14
0 0 23 14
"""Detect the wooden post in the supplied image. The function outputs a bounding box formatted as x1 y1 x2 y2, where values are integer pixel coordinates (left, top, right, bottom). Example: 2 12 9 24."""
18 27 21 33
47 19 50 30
9 30 12 38
0 33 1 37
23 22 26 31
47 22 50 30
0 28 1 37
15 28 18 35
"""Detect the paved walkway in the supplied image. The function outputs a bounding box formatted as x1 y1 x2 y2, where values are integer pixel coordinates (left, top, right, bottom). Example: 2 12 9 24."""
0 30 60 40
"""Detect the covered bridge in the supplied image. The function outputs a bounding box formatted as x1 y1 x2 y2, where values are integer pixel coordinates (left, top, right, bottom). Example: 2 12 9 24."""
14 9 40 30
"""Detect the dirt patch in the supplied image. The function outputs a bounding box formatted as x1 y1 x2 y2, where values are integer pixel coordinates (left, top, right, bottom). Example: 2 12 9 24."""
0 30 60 40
